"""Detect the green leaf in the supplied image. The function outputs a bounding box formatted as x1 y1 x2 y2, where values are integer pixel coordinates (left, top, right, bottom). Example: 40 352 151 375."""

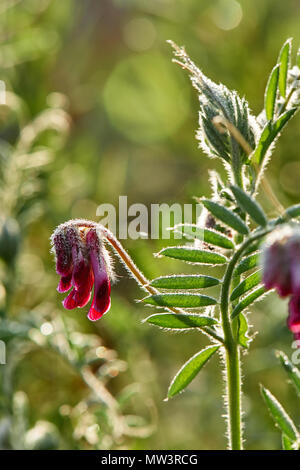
201 199 249 235
244 239 262 256
143 293 218 308
158 246 227 265
252 108 297 166
144 313 218 329
278 39 292 98
237 312 251 348
286 204 300 220
230 186 268 227
150 274 220 290
234 252 260 276
172 225 234 249
274 203 300 226
265 64 279 121
282 434 294 450
167 346 220 398
231 286 266 319
278 351 300 396
260 385 299 442
230 270 262 301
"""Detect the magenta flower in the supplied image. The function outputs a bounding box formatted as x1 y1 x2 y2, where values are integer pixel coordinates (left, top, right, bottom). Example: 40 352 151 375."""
262 226 300 345
51 221 113 321
288 295 300 341
262 240 292 297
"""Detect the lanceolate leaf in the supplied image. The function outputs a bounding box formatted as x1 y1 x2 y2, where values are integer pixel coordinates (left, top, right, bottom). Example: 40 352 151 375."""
234 252 260 276
252 108 297 166
158 246 228 265
278 351 300 395
265 64 280 121
244 239 262 256
144 313 218 329
260 385 299 442
274 203 300 226
231 286 266 319
167 346 220 398
282 434 294 450
230 270 262 301
201 199 249 235
150 274 220 290
278 38 292 98
230 186 268 227
172 225 234 249
237 312 251 349
143 293 217 308
285 204 300 220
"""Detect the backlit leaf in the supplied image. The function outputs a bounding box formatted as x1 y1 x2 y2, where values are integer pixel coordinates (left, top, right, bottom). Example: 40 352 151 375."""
167 346 220 398
143 293 218 308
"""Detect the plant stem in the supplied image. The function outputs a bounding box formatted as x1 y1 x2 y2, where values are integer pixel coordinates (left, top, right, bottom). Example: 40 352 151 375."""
219 229 271 449
100 226 224 344
225 342 242 449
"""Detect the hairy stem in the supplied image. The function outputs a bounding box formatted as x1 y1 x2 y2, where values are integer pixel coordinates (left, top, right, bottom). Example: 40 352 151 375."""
220 229 271 449
100 226 224 344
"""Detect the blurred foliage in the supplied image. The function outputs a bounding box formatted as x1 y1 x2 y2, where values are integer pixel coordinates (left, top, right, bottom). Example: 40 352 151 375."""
0 0 299 449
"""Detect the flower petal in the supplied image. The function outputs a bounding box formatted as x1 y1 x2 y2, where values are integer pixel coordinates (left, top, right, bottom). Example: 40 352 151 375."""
288 295 300 333
86 229 111 321
63 289 78 310
57 273 72 293
54 232 72 276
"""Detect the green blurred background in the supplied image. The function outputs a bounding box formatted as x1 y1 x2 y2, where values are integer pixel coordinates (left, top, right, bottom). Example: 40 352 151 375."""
0 0 300 450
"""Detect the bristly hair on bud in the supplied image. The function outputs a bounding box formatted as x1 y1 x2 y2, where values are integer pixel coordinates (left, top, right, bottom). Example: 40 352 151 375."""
50 219 115 322
167 40 260 168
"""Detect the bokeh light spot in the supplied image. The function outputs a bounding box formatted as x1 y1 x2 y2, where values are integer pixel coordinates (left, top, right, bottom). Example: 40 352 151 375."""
103 53 189 143
40 322 53 336
211 0 243 31
123 17 156 52
279 161 300 195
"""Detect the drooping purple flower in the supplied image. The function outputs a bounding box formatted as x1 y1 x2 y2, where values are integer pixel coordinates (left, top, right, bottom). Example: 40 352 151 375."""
86 228 111 321
51 220 113 321
262 229 293 297
262 226 300 346
288 295 300 342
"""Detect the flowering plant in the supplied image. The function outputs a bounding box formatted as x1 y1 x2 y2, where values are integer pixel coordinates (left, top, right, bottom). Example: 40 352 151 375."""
51 39 300 450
